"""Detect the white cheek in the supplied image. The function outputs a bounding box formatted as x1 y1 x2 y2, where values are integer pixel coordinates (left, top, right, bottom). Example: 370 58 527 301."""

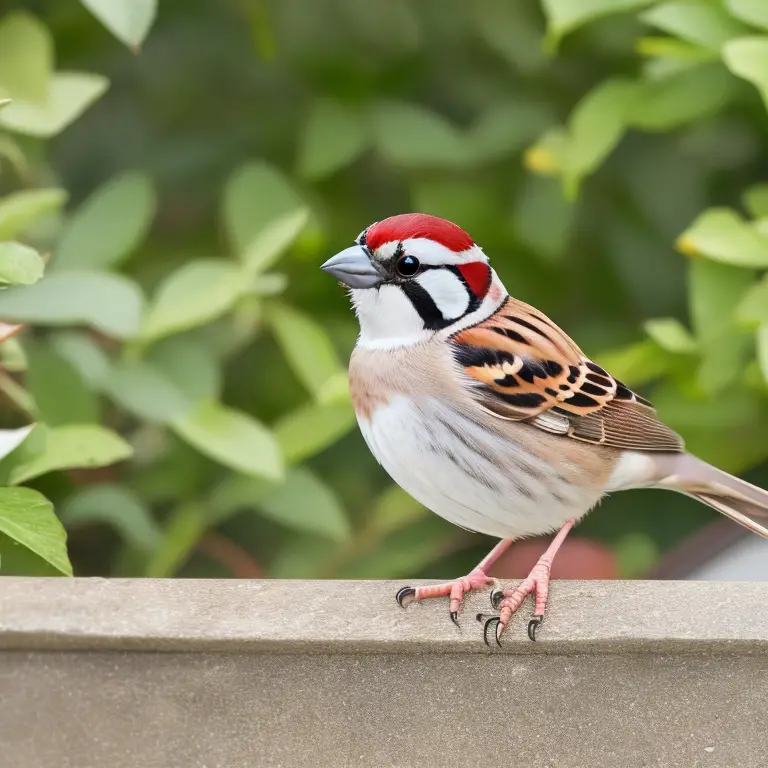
415 270 469 320
351 285 428 349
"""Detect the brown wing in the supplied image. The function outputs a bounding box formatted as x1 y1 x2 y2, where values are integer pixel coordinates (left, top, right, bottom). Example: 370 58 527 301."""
451 296 684 452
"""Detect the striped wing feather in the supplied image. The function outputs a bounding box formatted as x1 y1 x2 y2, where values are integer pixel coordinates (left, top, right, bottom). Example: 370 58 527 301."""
451 297 683 452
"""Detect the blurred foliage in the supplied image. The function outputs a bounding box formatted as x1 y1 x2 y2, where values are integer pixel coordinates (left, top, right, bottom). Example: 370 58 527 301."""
0 0 767 580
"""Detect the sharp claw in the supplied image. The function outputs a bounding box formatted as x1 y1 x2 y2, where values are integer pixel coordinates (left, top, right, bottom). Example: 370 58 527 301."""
483 616 501 648
528 615 543 642
450 610 459 627
490 588 504 611
395 586 416 608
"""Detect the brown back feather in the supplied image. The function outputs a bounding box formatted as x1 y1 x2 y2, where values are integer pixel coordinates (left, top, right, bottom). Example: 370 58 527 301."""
451 296 684 452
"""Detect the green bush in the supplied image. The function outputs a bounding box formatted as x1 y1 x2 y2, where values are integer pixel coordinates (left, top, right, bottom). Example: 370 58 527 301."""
0 0 766 579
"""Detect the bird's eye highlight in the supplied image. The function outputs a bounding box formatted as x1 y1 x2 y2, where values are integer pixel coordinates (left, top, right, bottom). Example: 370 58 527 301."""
396 255 420 277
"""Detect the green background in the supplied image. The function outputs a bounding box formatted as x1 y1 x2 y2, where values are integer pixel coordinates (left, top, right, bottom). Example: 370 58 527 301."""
1 0 767 582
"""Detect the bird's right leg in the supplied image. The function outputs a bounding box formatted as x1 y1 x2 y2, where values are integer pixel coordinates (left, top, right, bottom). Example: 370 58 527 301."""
396 537 513 625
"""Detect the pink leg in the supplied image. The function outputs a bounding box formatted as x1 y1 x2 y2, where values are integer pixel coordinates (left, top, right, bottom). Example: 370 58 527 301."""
396 538 514 625
480 519 574 645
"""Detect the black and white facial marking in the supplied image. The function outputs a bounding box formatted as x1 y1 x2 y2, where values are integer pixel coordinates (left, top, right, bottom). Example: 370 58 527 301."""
400 265 481 330
350 233 494 349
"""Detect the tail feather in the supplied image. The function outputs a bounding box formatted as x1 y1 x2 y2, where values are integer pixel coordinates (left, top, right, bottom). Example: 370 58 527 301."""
654 453 768 538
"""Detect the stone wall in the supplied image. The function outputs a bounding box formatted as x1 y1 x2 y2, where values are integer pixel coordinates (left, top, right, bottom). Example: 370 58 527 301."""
1 578 767 766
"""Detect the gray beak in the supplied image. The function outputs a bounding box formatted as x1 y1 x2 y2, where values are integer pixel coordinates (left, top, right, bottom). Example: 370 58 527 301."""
320 245 383 289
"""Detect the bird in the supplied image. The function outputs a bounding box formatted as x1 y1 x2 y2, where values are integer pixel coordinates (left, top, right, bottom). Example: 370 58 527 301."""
321 212 768 645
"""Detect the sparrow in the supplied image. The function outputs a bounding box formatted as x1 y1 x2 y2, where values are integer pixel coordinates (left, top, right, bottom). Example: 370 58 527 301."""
321 213 768 645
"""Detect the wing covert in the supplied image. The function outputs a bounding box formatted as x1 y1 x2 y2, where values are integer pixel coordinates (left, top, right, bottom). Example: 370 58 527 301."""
451 296 683 452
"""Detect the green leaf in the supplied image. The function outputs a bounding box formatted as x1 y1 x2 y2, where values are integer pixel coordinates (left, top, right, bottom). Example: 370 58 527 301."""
630 64 734 130
723 36 768 111
643 318 698 353
743 184 768 219
689 259 754 392
55 171 156 270
49 330 112 388
0 335 26 372
690 259 755 342
727 0 768 30
334 0 420 54
241 208 309 275
524 127 569 176
472 0 547 72
542 0 654 49
297 99 367 180
0 12 53 104
141 260 244 342
80 0 157 50
61 483 160 552
466 100 554 164
370 101 466 169
0 532 62 575
25 341 99 425
107 342 220 425
562 79 639 197
210 459 271 514
253 273 288 296
0 242 44 285
223 161 306 256
367 484 429 538
274 400 357 465
268 303 343 400
209 473 273 524
652 381 759 431
0 487 71 576
258 467 350 541
641 1 751 51
171 401 283 480
105 360 191 423
758 324 768 382
0 271 144 339
635 36 717 61
9 424 132 485
0 424 35 461
0 72 109 138
0 134 28 179
736 275 768 326
677 208 768 267
513 174 574 262
594 340 674 385
0 188 67 240
147 337 221 403
144 502 205 577
338 517 456 579
411 178 499 238
0 100 11 110
316 370 351 404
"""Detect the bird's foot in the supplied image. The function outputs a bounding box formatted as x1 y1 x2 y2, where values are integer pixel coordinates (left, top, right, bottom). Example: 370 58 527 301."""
396 568 498 626
478 559 553 646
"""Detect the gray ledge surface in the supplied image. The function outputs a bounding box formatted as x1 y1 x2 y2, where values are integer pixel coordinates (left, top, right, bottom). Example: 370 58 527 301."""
3 579 768 767
1 577 767 653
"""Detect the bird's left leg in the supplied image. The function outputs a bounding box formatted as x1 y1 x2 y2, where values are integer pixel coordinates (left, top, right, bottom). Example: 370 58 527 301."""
396 537 513 625
480 519 574 645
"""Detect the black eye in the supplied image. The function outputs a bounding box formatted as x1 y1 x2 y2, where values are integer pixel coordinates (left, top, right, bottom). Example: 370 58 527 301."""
396 255 420 277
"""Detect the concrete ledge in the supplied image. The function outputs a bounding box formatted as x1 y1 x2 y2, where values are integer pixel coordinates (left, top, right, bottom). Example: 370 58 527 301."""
3 579 768 767
1 578 767 653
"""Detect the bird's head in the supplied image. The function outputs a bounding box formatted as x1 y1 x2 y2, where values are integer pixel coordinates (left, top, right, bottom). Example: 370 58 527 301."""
321 213 505 349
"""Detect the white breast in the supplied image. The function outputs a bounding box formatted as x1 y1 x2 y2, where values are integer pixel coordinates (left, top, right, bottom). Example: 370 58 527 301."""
357 395 603 539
